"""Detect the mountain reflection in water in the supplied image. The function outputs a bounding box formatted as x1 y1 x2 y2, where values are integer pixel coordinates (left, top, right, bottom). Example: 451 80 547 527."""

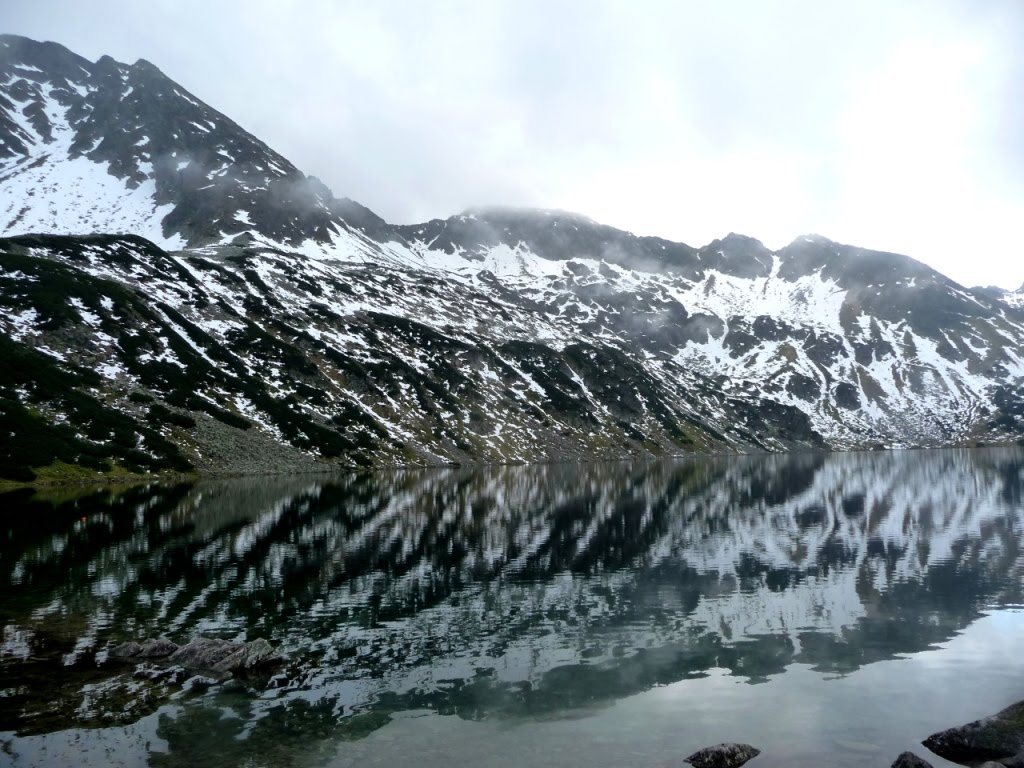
1 448 1023 767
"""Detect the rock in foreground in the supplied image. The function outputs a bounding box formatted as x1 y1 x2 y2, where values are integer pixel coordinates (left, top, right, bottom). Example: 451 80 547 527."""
923 701 1024 764
892 752 933 768
684 743 760 768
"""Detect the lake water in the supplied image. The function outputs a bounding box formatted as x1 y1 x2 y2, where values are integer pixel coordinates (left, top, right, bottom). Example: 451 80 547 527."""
2 448 1024 767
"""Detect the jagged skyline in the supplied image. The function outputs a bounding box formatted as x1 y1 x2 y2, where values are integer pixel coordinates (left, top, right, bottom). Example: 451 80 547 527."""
5 1 1024 288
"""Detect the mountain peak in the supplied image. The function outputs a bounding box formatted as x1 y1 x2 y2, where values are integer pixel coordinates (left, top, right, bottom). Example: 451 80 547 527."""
719 231 769 248
127 57 169 82
461 206 599 226
787 233 834 247
0 39 401 252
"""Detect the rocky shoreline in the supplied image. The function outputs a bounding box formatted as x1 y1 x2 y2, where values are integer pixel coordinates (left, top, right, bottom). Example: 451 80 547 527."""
919 700 1024 767
685 700 1024 767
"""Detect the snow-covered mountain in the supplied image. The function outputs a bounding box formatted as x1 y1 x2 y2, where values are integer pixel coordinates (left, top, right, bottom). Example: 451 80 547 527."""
975 282 1024 310
3 34 1024 479
0 34 398 254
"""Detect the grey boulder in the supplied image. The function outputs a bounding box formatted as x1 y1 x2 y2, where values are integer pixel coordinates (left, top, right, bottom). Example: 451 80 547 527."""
684 743 760 768
167 637 281 673
111 637 179 658
923 701 1024 765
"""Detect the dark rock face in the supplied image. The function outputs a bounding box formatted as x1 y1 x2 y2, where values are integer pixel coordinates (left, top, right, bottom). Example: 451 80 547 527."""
699 233 774 279
684 743 761 768
892 751 933 768
923 700 1024 764
834 382 861 410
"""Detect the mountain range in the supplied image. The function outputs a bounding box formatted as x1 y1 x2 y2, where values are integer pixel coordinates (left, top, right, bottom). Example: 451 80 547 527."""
3 33 1024 481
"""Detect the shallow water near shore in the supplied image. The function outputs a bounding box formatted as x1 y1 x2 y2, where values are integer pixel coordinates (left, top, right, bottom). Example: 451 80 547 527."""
3 447 1024 767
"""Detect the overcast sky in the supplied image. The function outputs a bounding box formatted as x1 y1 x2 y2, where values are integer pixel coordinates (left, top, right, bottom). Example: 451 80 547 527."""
7 0 1024 287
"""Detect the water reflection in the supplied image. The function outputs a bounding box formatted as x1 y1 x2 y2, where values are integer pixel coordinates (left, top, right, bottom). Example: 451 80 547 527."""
2 448 1024 765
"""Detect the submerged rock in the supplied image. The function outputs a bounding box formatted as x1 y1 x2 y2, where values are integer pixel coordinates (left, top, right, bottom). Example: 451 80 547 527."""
684 743 760 768
211 638 280 673
112 636 282 679
167 637 281 673
166 637 236 669
923 700 1024 764
892 752 933 768
111 638 179 658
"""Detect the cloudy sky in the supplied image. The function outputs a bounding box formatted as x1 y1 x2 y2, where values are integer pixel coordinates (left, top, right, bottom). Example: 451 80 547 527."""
7 0 1024 287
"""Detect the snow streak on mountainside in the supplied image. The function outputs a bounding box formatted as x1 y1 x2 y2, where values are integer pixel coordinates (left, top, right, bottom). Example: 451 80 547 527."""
4 226 1024 480
0 233 748 480
398 211 1024 450
3 34 1024 477
0 35 399 255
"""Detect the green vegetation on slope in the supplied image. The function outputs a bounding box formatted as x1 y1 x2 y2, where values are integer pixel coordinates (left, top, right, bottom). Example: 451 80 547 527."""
0 334 193 482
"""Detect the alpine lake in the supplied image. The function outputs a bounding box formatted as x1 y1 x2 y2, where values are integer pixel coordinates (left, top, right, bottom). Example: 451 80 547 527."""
2 447 1024 768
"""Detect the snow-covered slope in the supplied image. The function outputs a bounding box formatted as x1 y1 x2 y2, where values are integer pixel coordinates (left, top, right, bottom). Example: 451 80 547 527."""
975 282 1024 311
399 211 1024 449
3 34 1024 479
0 34 401 257
0 233 758 480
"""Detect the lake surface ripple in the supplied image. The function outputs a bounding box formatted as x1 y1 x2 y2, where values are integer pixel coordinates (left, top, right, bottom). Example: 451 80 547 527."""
2 447 1024 767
